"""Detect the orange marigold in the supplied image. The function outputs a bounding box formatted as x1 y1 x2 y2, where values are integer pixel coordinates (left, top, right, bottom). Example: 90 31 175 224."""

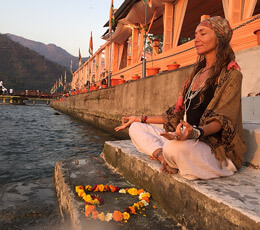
109 185 116 192
137 189 145 195
85 205 96 217
92 210 99 220
104 184 109 191
142 196 150 203
128 206 136 214
113 210 123 222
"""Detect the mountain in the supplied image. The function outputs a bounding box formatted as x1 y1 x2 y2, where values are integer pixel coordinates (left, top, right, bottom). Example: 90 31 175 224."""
0 33 70 91
6 33 88 70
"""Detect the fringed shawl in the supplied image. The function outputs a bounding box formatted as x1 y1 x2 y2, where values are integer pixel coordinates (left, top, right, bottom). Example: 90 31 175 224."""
162 68 246 169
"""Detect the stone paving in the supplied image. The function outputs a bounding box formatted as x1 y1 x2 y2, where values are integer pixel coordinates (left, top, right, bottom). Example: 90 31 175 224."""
102 140 260 230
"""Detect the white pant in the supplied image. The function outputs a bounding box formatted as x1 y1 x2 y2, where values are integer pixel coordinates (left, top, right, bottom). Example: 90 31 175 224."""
129 122 237 180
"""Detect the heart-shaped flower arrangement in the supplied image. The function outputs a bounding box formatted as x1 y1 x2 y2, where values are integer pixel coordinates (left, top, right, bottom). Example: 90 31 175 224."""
75 184 151 223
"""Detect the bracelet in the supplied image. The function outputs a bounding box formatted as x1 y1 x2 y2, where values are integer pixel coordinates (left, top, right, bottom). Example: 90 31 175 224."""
192 126 204 139
141 115 148 123
197 127 204 138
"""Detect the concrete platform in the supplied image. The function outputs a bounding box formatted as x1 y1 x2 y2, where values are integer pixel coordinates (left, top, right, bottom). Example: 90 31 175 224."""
53 153 184 230
102 140 260 230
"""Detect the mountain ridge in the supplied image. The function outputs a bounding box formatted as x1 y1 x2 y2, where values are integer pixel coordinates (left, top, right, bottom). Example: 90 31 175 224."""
0 33 70 91
6 33 88 70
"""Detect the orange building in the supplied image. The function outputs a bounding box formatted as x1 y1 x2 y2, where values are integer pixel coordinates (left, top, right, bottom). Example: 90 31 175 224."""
71 0 260 91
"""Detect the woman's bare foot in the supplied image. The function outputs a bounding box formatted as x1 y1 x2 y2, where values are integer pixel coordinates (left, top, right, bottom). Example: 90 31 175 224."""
160 158 178 174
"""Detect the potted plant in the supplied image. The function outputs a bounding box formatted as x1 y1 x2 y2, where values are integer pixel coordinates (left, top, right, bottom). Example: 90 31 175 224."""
167 61 180 71
254 28 260 45
118 75 126 84
146 67 161 76
132 74 141 80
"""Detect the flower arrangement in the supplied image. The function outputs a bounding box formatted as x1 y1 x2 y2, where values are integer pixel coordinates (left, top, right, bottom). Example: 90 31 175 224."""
75 184 151 223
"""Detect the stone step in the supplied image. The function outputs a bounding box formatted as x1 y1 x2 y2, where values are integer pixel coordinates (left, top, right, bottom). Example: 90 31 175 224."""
243 123 260 168
53 154 185 230
102 140 260 230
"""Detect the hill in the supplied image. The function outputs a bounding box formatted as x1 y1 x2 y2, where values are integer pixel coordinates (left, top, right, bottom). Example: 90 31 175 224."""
6 33 88 70
0 33 70 91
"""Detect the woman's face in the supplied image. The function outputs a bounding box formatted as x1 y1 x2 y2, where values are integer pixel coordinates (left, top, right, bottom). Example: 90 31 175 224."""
194 24 218 56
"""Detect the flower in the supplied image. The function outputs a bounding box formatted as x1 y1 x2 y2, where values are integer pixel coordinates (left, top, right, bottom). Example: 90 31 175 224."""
92 210 99 220
119 189 126 194
113 210 124 222
105 213 113 222
85 185 92 191
98 212 105 221
75 184 151 223
123 212 130 220
128 188 138 196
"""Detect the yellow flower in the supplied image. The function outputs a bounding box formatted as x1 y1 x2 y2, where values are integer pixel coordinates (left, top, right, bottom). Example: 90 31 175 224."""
123 212 130 220
98 184 104 192
133 203 140 210
83 194 93 203
98 212 105 221
85 185 92 191
75 185 84 193
128 188 138 196
93 199 100 206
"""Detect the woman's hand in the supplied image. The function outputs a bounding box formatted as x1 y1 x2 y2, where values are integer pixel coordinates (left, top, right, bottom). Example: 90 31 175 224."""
160 132 178 140
114 116 137 132
175 120 194 140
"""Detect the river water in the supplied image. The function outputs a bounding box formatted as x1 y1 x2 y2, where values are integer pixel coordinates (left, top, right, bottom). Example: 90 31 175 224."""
0 104 116 229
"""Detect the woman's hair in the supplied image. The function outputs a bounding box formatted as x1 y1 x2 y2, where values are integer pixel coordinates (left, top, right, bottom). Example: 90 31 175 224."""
185 17 235 107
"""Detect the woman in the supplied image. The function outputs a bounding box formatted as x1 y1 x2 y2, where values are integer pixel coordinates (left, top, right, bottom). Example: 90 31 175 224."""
115 16 246 180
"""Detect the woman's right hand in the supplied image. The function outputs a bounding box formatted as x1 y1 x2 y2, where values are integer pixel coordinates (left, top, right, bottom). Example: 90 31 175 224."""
114 116 137 132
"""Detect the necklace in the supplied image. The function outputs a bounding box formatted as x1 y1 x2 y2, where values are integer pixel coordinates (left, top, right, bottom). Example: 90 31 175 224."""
200 67 211 74
183 70 207 122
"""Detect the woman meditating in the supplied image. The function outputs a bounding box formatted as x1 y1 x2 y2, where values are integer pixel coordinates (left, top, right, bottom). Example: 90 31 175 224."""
115 16 246 180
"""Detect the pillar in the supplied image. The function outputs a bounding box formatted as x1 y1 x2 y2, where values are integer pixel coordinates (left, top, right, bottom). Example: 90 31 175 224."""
131 28 139 65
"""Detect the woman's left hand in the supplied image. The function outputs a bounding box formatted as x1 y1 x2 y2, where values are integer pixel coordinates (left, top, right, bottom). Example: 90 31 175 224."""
175 120 194 141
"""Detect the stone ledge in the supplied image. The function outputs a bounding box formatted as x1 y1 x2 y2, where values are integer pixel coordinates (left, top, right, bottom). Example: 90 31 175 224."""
102 140 260 230
53 154 184 230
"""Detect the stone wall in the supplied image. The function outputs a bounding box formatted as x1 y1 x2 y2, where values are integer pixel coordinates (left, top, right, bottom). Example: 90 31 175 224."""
51 65 193 138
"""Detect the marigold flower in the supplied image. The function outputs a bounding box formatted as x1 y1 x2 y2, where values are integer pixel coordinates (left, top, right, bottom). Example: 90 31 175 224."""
139 192 151 199
128 206 136 214
105 213 113 222
75 185 84 193
92 210 99 220
137 189 145 195
104 184 109 191
142 196 150 203
85 205 96 217
113 210 123 222
123 212 130 220
137 201 144 208
109 185 116 192
93 198 100 206
98 212 105 221
128 188 138 196
85 185 92 191
133 203 140 210
140 200 149 207
97 184 104 192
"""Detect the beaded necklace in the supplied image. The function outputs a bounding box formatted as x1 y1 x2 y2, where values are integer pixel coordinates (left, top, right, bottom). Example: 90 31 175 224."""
183 69 208 122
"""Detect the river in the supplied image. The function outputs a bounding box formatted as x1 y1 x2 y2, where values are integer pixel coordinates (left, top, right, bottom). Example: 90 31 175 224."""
0 104 116 229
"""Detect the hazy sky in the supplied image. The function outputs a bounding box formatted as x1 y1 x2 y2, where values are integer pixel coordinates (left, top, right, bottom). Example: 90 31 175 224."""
0 0 124 57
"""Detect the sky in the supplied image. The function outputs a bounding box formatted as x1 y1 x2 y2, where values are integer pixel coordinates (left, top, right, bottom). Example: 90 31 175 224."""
0 0 124 57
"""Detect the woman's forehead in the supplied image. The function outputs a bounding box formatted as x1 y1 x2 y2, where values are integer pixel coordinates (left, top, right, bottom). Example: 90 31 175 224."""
195 24 213 33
